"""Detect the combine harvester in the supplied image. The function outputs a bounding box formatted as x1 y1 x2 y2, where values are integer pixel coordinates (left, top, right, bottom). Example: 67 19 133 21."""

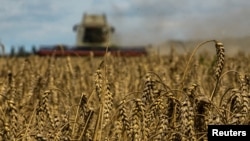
36 13 148 57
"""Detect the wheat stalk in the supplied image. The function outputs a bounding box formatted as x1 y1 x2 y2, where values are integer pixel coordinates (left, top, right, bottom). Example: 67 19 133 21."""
181 40 217 87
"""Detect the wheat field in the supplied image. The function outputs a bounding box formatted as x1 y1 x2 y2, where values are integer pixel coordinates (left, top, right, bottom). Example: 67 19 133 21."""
0 40 249 141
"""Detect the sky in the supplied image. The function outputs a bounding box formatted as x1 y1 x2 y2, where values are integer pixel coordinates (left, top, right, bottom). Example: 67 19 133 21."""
1 0 250 53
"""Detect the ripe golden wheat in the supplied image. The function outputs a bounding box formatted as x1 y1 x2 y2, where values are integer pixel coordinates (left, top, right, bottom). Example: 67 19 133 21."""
0 40 249 141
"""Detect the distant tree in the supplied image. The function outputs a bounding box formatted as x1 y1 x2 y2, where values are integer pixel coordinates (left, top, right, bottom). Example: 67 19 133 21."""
17 46 26 56
10 46 15 56
32 45 37 54
0 41 5 56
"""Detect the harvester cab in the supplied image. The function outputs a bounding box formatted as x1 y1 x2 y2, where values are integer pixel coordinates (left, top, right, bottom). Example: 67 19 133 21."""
73 13 115 47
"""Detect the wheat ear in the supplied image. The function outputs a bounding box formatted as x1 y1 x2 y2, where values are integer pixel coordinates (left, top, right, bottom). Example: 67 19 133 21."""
210 41 225 101
238 74 249 124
